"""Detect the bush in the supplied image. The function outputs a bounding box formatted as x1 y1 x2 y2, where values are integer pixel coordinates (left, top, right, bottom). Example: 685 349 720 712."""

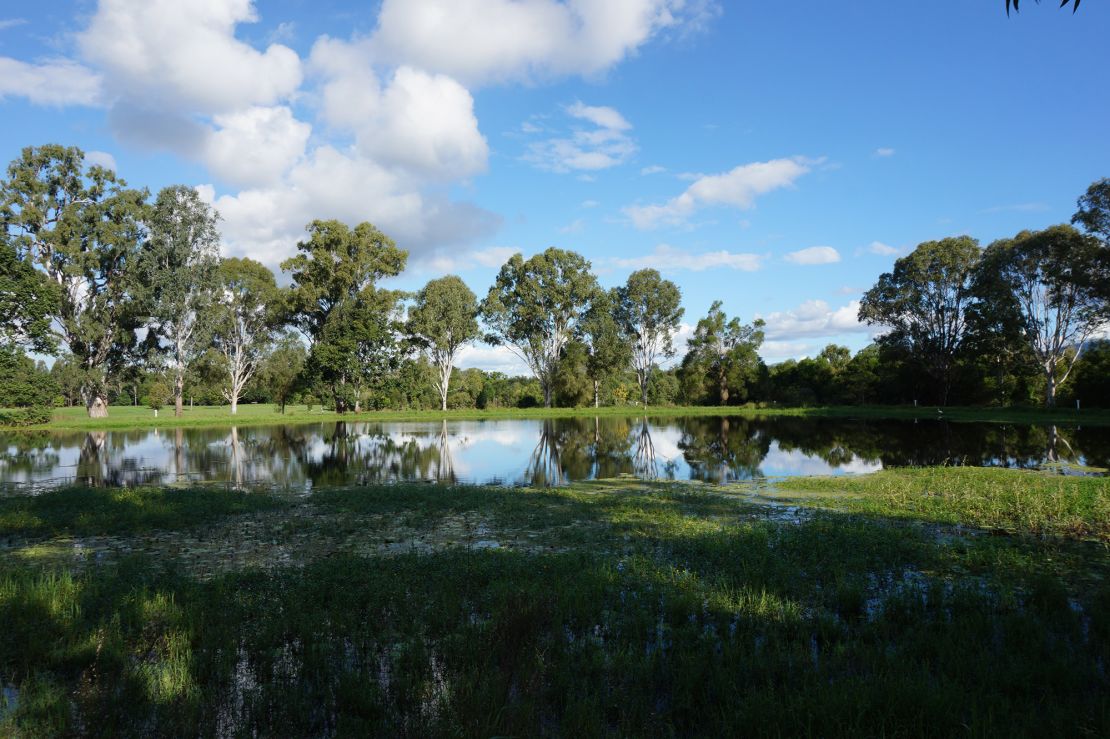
0 406 53 426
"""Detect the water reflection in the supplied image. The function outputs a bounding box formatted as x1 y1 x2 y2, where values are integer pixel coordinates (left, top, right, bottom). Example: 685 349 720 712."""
0 416 1106 491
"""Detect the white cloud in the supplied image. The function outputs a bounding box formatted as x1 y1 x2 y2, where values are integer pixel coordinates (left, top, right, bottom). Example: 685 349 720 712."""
78 0 302 114
874 147 895 157
640 165 666 175
581 199 600 208
83 150 117 172
0 57 102 106
866 240 900 256
0 19 28 31
418 245 518 273
623 157 814 229
455 343 530 375
524 101 636 172
204 106 310 187
784 245 840 265
757 300 869 341
611 244 765 272
368 0 720 86
760 340 817 362
559 218 585 234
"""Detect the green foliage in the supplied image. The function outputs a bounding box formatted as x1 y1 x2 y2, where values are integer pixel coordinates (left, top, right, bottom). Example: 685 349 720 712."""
0 406 52 426
615 269 684 405
579 289 631 407
141 185 221 416
283 220 407 412
211 257 283 412
257 334 307 413
145 379 171 411
0 346 57 409
1073 177 1110 241
1062 340 1110 408
480 247 599 407
1006 0 1082 16
682 301 765 405
0 236 57 353
0 144 150 416
407 275 480 410
859 236 981 405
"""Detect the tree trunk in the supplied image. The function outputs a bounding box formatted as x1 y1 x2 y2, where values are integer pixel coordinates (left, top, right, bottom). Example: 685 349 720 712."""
543 383 552 408
593 380 600 409
175 371 184 417
230 396 238 415
354 399 361 413
1044 364 1057 408
641 376 649 408
441 384 448 412
86 395 109 418
718 370 729 406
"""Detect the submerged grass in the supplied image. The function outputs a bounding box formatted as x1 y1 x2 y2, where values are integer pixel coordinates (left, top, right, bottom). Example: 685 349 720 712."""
19 401 1110 431
0 469 1107 735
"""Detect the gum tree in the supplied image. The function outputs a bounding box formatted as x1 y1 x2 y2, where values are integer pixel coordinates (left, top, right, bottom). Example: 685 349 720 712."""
211 258 281 414
580 289 631 408
615 268 684 407
282 220 407 412
407 275 480 411
683 301 765 406
480 248 599 408
859 236 981 406
141 185 221 417
976 225 1109 407
0 144 149 417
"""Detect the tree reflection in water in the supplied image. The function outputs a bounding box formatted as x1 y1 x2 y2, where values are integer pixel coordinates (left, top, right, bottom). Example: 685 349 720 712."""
0 416 1106 490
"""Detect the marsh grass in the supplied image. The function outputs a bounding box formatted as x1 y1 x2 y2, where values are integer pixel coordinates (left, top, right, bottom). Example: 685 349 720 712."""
776 467 1110 541
0 472 1107 735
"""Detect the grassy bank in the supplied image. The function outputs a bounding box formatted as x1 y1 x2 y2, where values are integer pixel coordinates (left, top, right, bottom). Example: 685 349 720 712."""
11 401 1108 432
1 469 1108 735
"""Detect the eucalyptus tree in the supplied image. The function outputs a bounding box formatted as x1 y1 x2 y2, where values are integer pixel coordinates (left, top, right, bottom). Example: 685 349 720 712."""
615 269 684 407
211 258 281 414
282 220 407 412
1073 178 1110 243
480 247 599 408
684 301 765 405
859 236 981 405
141 185 221 417
0 234 57 353
407 275 480 411
975 225 1109 407
0 144 149 417
580 289 631 408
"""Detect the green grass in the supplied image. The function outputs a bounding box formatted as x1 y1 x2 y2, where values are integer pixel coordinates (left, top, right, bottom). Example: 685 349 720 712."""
15 401 1110 431
773 467 1110 541
0 471 1108 735
0 485 286 538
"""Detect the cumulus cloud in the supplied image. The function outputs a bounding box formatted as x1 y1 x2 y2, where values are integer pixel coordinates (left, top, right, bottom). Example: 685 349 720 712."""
784 245 840 265
611 244 765 272
640 164 666 175
455 343 530 375
0 57 102 106
204 106 310 187
78 0 302 114
757 299 869 341
368 0 719 86
523 101 636 172
623 157 814 229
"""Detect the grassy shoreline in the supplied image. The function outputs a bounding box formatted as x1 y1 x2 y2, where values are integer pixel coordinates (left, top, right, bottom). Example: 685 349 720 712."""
7 401 1106 432
0 468 1107 735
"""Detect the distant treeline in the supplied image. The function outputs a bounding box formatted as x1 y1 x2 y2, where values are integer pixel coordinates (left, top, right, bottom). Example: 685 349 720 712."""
1 144 1108 422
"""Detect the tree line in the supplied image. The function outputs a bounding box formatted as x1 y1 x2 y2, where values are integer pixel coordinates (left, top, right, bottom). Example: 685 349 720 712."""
1 144 1108 421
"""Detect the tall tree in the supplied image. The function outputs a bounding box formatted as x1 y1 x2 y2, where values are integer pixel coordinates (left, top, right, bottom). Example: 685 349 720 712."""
282 220 407 412
615 269 684 407
141 185 221 417
976 225 1109 407
259 334 307 414
211 258 280 414
480 248 599 408
0 144 149 417
407 275 480 412
580 289 631 408
858 236 981 405
684 301 765 405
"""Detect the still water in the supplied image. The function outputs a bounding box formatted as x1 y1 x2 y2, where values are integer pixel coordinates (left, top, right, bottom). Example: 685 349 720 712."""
1 416 1106 491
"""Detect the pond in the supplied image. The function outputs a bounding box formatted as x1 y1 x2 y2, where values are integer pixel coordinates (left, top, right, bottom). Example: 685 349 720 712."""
1 415 1107 491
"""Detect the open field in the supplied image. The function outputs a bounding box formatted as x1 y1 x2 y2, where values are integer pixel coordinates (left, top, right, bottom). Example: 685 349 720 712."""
12 402 1109 432
1 467 1107 735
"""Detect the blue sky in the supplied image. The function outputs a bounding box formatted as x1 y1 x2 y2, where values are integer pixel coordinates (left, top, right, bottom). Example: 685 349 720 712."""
1 1 1107 372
